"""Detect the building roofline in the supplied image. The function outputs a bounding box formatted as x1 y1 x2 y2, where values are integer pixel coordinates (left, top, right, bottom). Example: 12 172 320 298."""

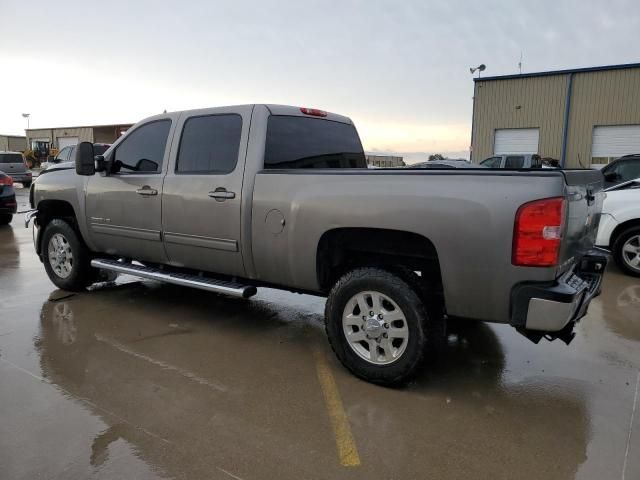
0 134 26 138
25 123 134 132
474 62 640 82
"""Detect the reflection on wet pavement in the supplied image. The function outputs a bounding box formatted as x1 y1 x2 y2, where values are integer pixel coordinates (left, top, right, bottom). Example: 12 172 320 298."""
1 189 639 480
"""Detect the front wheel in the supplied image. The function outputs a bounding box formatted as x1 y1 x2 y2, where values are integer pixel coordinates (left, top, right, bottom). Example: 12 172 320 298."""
0 214 12 225
42 219 96 291
325 267 437 386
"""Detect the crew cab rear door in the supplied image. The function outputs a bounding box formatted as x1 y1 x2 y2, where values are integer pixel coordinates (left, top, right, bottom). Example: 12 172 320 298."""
161 106 252 277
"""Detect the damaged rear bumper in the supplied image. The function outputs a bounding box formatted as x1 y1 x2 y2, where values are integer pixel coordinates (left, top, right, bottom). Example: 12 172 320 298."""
511 250 608 343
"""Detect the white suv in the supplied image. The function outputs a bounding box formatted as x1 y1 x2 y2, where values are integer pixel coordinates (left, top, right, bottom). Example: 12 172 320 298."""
596 179 640 276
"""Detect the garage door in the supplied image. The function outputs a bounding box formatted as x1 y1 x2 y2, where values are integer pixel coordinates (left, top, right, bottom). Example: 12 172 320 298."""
592 125 640 158
57 136 79 150
494 128 539 155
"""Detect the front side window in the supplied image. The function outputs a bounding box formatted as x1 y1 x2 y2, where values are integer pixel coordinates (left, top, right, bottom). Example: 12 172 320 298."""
55 147 71 161
176 114 242 174
264 116 366 169
505 156 525 168
480 156 502 168
113 120 171 174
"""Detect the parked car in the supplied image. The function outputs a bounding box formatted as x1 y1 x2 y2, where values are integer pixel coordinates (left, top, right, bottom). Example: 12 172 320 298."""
41 143 111 170
407 159 485 169
600 154 640 189
28 104 607 385
0 151 32 187
0 171 17 225
596 178 640 277
480 153 544 169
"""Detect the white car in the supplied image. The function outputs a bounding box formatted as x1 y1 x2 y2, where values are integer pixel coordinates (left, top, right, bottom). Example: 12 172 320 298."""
596 179 640 277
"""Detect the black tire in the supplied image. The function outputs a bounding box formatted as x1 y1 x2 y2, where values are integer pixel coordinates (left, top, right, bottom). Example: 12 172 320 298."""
23 181 32 188
0 214 12 225
325 267 439 386
612 225 640 277
42 219 96 291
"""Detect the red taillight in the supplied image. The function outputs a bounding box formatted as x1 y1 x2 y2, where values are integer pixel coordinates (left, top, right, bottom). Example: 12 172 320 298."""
512 197 566 267
0 176 13 186
300 107 327 117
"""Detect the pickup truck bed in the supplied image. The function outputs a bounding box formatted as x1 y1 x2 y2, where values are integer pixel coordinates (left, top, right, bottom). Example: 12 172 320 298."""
29 104 607 385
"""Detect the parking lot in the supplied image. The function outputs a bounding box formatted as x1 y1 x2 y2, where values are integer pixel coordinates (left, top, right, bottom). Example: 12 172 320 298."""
0 185 638 480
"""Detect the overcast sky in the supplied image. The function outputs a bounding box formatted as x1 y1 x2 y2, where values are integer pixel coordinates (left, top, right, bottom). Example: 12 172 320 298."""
1 0 639 162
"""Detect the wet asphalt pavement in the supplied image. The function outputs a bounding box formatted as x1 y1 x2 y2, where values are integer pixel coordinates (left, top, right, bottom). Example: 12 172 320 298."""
1 186 639 480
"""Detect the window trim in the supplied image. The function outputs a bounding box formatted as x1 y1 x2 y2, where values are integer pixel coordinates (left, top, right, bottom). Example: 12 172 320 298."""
174 113 243 176
112 119 172 176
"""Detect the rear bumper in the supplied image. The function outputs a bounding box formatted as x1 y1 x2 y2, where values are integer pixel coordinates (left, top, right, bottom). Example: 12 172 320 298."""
511 251 608 333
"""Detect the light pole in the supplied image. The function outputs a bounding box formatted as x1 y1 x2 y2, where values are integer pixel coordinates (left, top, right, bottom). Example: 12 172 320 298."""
468 64 486 162
469 64 486 79
22 113 30 130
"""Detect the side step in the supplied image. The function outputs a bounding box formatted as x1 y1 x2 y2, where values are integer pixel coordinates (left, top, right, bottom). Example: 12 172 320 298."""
90 258 257 298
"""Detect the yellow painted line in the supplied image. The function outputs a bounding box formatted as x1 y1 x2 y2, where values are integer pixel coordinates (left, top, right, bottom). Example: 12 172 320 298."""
314 349 361 467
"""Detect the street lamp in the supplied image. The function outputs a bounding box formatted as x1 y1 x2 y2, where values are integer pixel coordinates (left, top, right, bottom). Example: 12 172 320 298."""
469 64 486 78
21 113 30 129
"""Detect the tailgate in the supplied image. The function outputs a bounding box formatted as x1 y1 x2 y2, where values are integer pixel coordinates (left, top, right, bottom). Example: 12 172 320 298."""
557 170 605 274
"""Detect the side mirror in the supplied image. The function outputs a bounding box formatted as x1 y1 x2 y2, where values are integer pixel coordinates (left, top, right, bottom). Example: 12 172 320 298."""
75 142 95 176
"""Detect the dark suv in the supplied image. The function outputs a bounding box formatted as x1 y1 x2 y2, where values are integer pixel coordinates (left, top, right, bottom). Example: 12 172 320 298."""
601 155 640 188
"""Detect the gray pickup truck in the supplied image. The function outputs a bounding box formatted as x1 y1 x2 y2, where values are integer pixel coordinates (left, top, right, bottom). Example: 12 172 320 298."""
28 104 608 385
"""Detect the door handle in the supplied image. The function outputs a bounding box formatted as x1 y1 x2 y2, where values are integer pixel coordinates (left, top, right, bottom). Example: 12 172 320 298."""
208 189 236 201
136 186 158 196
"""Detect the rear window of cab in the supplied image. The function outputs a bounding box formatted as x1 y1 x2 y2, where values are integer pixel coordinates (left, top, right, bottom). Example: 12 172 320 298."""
264 116 366 169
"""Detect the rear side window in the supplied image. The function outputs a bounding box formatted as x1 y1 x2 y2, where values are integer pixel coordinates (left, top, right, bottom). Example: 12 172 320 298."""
113 120 171 174
505 156 525 168
264 116 366 169
177 114 242 174
0 153 23 164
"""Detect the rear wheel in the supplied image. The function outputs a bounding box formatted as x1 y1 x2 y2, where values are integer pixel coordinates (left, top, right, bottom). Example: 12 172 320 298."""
23 181 32 188
42 219 96 291
613 226 640 277
0 214 12 225
325 267 440 386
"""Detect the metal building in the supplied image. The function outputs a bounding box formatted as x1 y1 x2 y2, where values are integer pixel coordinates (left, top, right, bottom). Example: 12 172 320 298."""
365 155 405 168
0 134 27 152
471 63 640 167
26 123 133 151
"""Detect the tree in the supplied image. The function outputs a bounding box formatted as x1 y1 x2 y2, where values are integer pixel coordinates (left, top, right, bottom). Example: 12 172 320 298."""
428 153 445 161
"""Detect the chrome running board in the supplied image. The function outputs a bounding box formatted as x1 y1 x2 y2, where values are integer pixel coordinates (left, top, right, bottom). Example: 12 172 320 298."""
90 258 257 298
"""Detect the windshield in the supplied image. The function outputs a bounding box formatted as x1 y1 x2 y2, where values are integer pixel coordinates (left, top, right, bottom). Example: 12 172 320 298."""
0 153 23 164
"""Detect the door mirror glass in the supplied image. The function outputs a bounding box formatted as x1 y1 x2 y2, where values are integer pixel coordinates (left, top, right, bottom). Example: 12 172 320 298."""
75 142 96 176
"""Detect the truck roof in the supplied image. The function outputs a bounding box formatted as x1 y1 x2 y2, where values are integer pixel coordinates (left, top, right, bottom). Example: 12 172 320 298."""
144 104 354 125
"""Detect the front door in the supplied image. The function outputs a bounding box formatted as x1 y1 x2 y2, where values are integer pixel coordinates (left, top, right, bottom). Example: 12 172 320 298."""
161 106 252 277
85 117 176 262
